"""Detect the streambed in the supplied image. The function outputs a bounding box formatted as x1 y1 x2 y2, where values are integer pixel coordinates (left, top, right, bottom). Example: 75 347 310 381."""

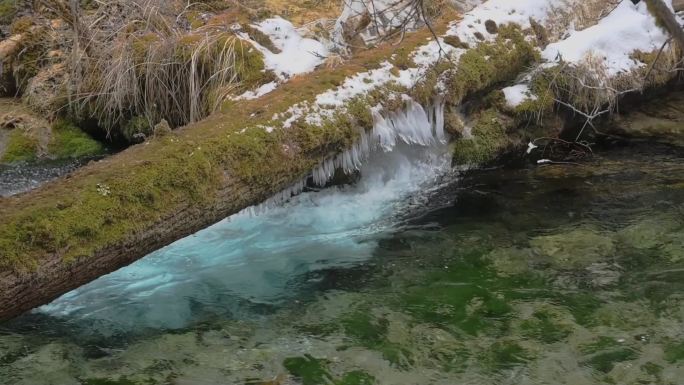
0 141 683 385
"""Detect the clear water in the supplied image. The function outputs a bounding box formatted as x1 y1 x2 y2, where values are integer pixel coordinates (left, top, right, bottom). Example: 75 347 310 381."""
0 141 683 385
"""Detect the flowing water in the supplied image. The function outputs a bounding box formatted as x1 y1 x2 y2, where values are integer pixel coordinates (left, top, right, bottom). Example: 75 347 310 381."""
0 158 97 197
0 138 683 385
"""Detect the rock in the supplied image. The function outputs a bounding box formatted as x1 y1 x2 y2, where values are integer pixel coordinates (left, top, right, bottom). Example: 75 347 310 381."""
530 228 615 269
617 216 683 263
154 119 172 137
443 35 469 49
609 92 684 146
487 247 532 276
444 110 465 137
485 19 498 34
529 18 549 48
22 63 68 118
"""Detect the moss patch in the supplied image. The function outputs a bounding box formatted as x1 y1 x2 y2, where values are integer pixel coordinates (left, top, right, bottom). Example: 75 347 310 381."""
446 24 540 104
340 310 411 368
452 108 512 165
583 348 639 373
1 129 39 163
0 13 460 271
48 120 104 159
664 341 684 363
519 309 571 344
480 340 530 371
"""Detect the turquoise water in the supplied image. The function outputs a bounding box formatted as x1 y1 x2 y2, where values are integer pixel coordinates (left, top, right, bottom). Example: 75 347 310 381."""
0 142 683 385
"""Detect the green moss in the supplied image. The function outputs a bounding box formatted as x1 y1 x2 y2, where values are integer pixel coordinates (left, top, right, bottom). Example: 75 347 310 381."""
49 120 104 159
232 38 273 91
410 59 455 105
580 337 621 355
519 310 571 344
282 356 376 385
481 341 530 371
340 310 411 368
283 355 333 385
401 250 514 336
337 371 375 385
1 129 39 163
243 24 280 53
81 377 141 385
583 348 639 373
561 293 603 327
452 108 511 165
122 116 152 142
664 341 684 363
511 73 555 118
0 0 17 25
446 24 539 104
0 19 450 271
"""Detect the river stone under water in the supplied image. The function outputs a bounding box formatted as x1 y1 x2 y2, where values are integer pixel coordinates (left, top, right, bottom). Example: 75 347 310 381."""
0 142 683 385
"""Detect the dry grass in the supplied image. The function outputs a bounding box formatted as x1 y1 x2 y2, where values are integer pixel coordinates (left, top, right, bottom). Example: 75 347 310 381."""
264 0 340 26
543 0 622 42
37 0 266 138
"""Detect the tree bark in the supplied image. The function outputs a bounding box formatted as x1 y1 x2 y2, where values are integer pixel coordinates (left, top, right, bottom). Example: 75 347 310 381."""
673 0 684 13
646 0 684 51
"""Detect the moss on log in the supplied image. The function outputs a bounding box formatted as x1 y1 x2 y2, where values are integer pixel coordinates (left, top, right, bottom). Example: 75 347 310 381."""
0 19 457 322
0 12 554 321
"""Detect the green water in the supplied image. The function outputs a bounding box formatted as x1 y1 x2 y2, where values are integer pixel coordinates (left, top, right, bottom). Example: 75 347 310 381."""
1 142 683 385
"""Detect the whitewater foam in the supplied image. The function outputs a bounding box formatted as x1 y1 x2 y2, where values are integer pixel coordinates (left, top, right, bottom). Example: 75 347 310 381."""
36 97 452 333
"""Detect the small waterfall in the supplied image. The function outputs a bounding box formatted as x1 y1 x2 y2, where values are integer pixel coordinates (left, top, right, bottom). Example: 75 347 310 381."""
255 97 448 212
36 96 453 333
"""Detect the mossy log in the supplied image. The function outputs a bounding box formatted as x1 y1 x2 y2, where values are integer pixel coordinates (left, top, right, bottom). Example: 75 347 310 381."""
0 14 547 322
0 20 455 322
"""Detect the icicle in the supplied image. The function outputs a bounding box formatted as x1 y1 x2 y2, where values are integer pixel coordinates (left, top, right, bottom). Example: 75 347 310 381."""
433 98 446 143
245 95 447 215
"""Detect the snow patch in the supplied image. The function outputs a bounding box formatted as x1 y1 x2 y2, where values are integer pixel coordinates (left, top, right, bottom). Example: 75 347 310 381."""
237 81 278 100
447 0 566 44
503 84 536 107
541 1 669 76
253 17 329 78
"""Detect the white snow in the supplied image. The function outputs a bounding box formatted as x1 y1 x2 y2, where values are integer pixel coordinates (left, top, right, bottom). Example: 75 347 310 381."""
252 17 329 79
447 0 566 44
503 84 536 107
541 1 669 76
237 81 278 100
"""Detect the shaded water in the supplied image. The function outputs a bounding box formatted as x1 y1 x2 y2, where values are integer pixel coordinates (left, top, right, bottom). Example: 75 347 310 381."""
0 142 683 385
0 158 95 197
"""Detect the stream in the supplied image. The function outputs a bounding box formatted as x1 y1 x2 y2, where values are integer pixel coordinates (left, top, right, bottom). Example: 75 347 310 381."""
0 138 683 384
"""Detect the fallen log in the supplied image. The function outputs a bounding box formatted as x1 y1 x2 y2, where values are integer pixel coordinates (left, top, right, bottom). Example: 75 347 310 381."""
0 23 448 322
645 0 684 50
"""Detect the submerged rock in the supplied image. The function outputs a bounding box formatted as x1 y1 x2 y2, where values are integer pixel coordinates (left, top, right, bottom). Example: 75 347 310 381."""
609 92 684 146
530 228 616 269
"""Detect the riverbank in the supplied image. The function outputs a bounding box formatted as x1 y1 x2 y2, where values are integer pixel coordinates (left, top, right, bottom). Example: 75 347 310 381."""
1 139 682 385
0 0 682 323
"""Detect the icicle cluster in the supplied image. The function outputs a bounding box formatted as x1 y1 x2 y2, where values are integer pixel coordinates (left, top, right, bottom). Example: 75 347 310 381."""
312 97 446 186
243 97 447 215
